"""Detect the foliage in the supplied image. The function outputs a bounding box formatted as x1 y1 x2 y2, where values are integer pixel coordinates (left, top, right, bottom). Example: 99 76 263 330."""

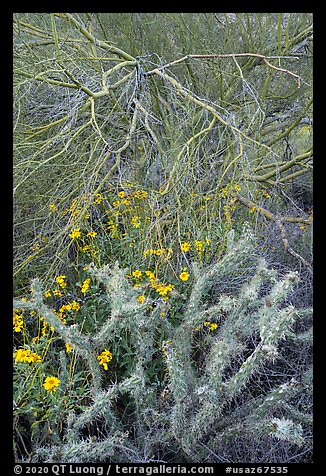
13 13 313 463
13 13 313 289
13 231 312 463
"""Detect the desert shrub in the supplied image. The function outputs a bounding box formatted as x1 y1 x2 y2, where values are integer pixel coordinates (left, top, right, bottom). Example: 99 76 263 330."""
13 229 312 463
13 13 313 463
13 13 312 290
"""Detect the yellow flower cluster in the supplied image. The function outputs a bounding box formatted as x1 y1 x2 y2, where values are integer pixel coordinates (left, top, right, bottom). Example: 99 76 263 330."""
144 248 173 260
195 321 218 331
205 321 218 331
93 193 103 205
69 228 81 240
55 300 81 323
220 183 241 198
13 348 42 363
60 300 80 313
53 289 63 297
106 218 119 238
131 216 141 228
195 240 204 253
55 275 67 289
133 190 148 200
223 197 237 223
162 341 173 355
81 278 91 294
254 187 271 200
260 187 271 199
39 315 55 336
81 243 98 258
145 270 156 280
180 239 211 256
66 198 80 218
97 349 113 370
154 283 174 296
144 270 174 297
130 269 174 301
13 310 24 333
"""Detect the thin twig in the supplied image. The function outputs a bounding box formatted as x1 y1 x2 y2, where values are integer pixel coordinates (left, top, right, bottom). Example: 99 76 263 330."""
235 194 312 271
145 53 301 88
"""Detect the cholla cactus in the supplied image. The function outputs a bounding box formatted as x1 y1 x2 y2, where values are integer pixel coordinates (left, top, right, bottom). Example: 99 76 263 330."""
13 230 312 463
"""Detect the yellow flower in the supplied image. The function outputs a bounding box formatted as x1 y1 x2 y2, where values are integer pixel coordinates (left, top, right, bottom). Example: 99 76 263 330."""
65 342 73 353
87 231 97 238
29 352 42 363
81 278 91 294
209 323 218 331
137 295 146 304
155 283 174 296
261 188 271 199
69 228 81 240
13 348 41 363
118 191 125 198
93 193 103 205
13 311 24 333
132 270 142 279
13 348 31 363
97 350 113 370
55 275 67 289
53 289 63 297
145 270 156 280
162 341 173 355
43 376 61 394
179 271 189 282
70 300 81 312
44 290 52 298
131 216 141 228
49 203 57 211
60 303 70 313
181 242 191 252
135 190 148 199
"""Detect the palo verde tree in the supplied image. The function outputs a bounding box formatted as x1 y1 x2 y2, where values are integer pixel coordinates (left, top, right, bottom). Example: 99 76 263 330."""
13 13 312 290
13 13 313 463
